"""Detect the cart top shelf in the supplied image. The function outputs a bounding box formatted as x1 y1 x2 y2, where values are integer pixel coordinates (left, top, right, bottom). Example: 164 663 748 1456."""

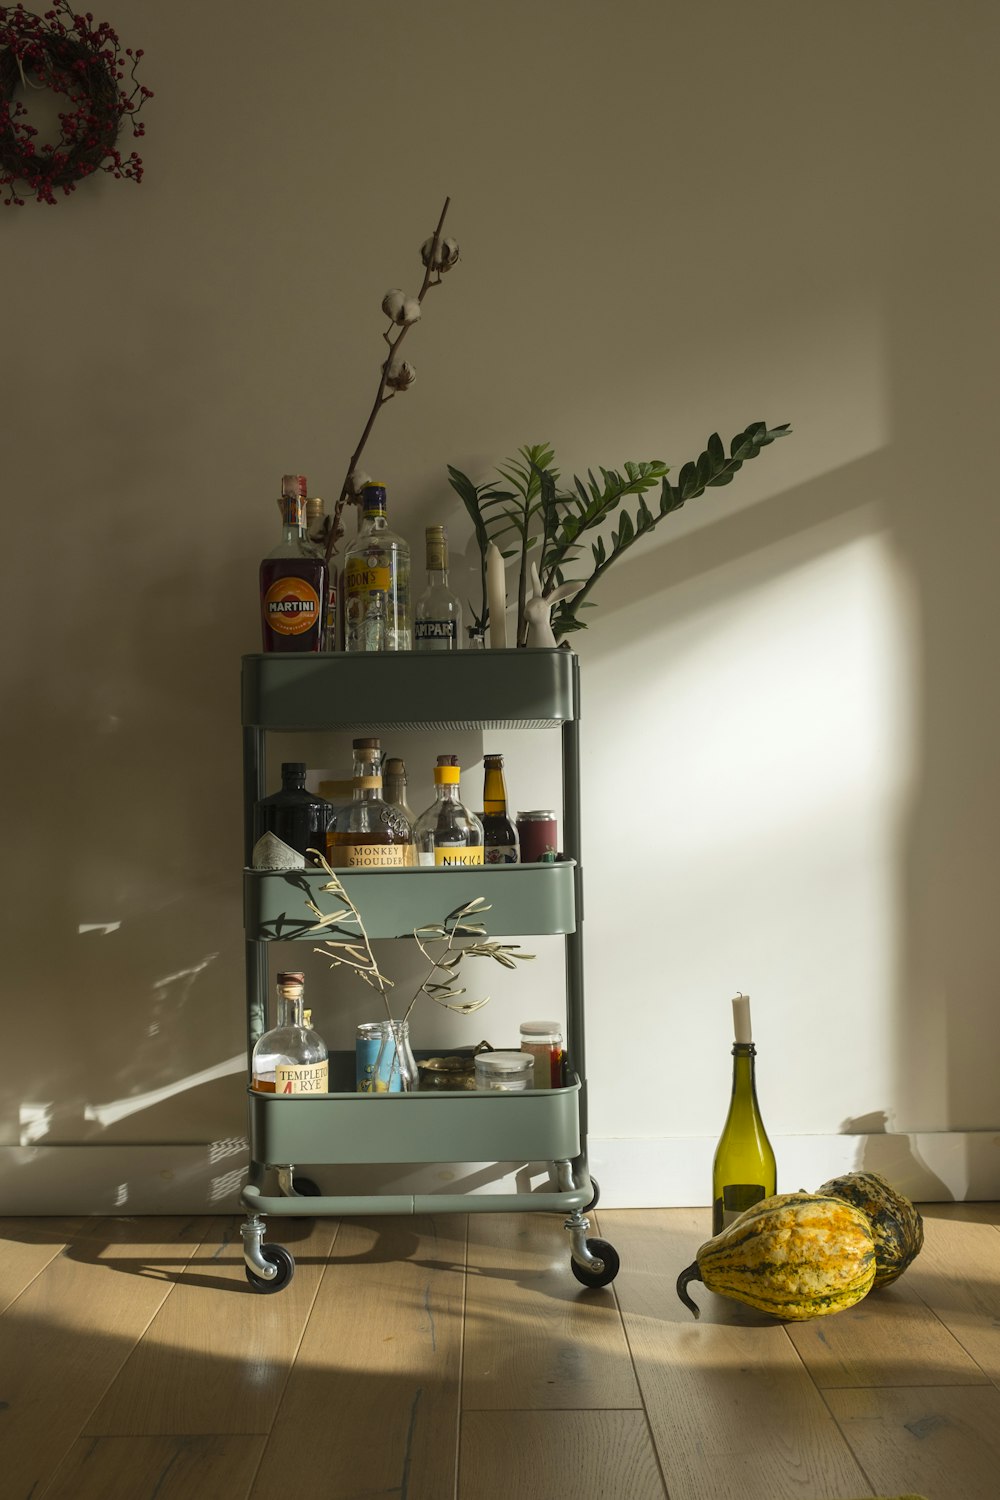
241 648 579 730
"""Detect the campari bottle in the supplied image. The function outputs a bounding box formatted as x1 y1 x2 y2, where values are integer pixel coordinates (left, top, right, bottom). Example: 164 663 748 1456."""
260 474 328 653
414 524 462 650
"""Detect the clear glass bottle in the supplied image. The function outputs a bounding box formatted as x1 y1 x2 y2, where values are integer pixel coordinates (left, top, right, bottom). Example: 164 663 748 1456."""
252 761 332 866
414 524 462 650
413 755 485 866
343 482 411 651
383 756 417 866
260 474 328 653
361 587 387 652
251 971 329 1094
372 1018 419 1093
326 738 412 867
712 992 777 1234
480 752 518 863
306 494 337 651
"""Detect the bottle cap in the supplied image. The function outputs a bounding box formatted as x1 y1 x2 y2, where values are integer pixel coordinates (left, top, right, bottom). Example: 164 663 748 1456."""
436 754 459 766
425 525 447 569
361 483 387 511
434 765 461 785
475 1050 533 1075
277 970 306 987
385 757 406 778
281 475 307 499
519 1021 562 1038
484 753 505 766
353 737 381 750
281 761 307 778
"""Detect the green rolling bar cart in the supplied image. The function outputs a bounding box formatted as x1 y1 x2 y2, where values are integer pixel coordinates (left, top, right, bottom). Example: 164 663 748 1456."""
238 647 618 1292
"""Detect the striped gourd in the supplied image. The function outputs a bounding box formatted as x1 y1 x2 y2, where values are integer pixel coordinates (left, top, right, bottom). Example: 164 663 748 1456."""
676 1191 876 1321
816 1170 924 1288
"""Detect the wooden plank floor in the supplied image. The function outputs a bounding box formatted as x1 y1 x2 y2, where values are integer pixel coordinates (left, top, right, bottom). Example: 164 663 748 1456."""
0 1204 997 1500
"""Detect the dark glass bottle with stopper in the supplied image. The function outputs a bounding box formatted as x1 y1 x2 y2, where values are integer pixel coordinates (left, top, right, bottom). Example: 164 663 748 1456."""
252 762 331 866
711 992 777 1235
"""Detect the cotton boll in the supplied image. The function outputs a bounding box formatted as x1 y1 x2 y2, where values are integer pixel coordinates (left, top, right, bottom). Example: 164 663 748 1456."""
420 234 460 271
384 357 416 391
381 288 405 320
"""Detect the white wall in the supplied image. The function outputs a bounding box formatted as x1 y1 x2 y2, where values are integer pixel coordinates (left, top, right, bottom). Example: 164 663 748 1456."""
4 0 1000 1210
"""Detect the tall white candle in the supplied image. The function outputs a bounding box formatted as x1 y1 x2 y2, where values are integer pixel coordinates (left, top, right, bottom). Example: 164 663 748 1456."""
486 542 507 648
731 992 752 1044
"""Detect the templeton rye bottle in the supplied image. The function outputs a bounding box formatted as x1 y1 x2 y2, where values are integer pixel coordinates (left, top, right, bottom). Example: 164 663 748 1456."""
260 475 328 652
251 972 328 1094
413 756 485 866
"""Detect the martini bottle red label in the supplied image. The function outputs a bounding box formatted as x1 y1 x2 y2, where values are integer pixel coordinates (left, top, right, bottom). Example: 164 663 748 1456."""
260 474 328 653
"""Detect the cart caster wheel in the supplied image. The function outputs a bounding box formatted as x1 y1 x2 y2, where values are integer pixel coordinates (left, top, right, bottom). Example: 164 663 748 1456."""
245 1244 295 1294
571 1238 620 1289
293 1176 321 1197
582 1176 600 1211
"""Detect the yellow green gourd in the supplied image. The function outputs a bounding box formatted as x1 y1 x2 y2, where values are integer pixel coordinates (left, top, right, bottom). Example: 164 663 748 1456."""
677 1191 876 1321
815 1170 924 1288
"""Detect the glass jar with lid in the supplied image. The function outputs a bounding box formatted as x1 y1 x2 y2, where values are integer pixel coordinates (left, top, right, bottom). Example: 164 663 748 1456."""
474 1050 534 1092
519 1020 564 1089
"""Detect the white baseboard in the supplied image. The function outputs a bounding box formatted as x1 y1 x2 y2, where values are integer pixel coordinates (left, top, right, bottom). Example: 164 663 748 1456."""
2 1131 998 1214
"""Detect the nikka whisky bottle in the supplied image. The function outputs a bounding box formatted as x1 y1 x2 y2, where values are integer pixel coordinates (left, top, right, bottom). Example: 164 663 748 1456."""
260 475 328 652
413 756 485 866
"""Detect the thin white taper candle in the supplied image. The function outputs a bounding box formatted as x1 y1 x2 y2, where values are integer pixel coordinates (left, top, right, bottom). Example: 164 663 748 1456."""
731 992 752 1044
486 541 507 648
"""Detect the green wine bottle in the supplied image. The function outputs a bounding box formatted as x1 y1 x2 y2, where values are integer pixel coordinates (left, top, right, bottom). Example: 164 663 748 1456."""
711 992 777 1235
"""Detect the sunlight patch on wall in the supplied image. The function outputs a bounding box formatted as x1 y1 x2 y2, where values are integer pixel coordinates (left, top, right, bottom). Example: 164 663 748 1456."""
583 525 918 1137
83 1053 246 1129
19 1104 53 1146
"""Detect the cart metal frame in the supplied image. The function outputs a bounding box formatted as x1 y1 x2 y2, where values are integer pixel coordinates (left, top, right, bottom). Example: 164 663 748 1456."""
238 648 619 1292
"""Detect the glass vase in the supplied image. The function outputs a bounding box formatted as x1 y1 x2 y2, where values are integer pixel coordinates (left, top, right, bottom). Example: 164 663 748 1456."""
372 1019 419 1093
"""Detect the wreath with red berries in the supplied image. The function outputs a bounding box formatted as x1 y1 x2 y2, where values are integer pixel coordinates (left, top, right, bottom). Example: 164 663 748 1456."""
0 2 151 206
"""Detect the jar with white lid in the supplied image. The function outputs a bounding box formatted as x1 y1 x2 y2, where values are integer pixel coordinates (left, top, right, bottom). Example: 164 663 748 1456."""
519 1021 564 1089
474 1050 534 1092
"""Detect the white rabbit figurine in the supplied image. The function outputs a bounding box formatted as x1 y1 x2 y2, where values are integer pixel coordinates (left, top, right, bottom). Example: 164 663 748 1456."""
524 561 583 648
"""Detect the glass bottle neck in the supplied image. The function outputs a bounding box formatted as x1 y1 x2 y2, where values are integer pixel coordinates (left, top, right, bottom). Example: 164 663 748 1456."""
277 994 305 1028
279 494 307 541
425 567 450 585
353 774 384 802
729 1042 759 1100
435 781 461 802
483 766 508 814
